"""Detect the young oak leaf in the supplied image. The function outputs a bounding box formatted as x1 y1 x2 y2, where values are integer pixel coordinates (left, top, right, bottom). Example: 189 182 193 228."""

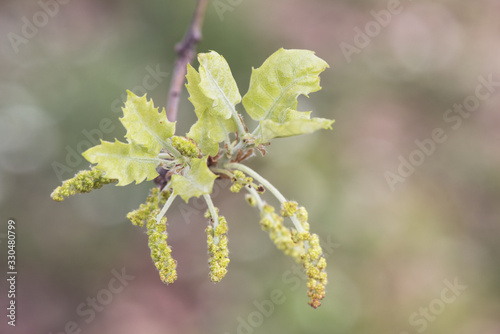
198 51 241 120
187 111 233 156
82 139 159 186
120 90 176 153
256 116 335 144
171 157 218 202
186 64 237 156
242 48 329 123
185 63 212 114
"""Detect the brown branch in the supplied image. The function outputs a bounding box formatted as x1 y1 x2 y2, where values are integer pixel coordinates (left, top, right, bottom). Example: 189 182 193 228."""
166 0 210 122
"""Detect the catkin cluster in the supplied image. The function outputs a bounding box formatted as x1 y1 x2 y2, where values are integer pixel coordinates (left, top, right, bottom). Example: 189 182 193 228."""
246 193 328 308
205 211 230 282
302 233 327 308
50 169 116 202
127 188 177 284
259 204 304 261
127 188 169 227
290 206 327 308
146 208 177 284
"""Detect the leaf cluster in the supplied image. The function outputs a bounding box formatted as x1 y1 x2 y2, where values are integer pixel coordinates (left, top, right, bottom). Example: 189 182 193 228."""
81 49 333 202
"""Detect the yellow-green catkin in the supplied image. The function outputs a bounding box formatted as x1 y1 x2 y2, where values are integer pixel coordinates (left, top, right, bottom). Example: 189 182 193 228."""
146 209 177 284
259 204 304 262
302 233 327 308
289 206 327 308
127 188 170 227
205 210 230 282
51 169 116 202
171 136 200 158
248 197 327 308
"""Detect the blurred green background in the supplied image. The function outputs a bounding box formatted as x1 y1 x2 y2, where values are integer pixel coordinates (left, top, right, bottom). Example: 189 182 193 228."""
1 0 499 333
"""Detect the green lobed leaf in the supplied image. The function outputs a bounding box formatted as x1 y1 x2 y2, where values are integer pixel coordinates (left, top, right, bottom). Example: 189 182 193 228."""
171 157 218 202
198 51 241 120
242 48 329 122
186 63 237 156
256 116 335 144
187 112 226 156
120 90 176 153
186 63 212 115
82 139 159 186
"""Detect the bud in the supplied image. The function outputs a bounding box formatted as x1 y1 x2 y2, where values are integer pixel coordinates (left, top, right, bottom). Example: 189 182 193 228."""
296 207 308 224
230 183 242 193
171 136 200 158
281 201 298 217
233 170 246 179
245 194 257 207
230 170 255 193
